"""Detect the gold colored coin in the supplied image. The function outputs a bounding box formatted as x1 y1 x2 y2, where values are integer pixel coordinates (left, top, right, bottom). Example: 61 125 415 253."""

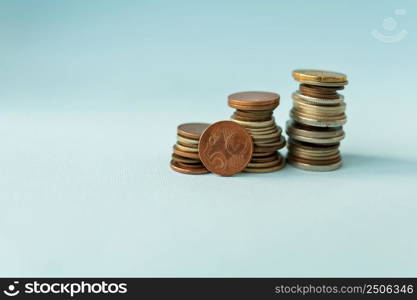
177 135 199 145
231 117 275 128
173 145 200 159
175 143 199 153
292 69 348 84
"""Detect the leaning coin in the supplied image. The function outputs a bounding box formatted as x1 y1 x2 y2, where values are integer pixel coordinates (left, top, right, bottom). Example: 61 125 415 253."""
199 120 253 176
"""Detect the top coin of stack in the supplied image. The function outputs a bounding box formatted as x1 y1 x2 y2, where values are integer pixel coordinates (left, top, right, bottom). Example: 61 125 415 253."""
228 91 286 173
170 123 210 174
287 69 348 171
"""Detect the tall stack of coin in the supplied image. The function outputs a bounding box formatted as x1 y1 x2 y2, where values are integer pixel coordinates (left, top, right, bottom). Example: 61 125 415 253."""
170 123 210 174
286 69 348 171
228 91 286 173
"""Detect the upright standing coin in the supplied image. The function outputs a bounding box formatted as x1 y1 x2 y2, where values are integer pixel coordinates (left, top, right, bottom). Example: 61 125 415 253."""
199 121 253 176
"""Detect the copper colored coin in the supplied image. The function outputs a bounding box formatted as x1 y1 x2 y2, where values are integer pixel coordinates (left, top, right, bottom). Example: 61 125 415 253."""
236 110 273 117
300 84 343 93
228 102 279 111
231 113 272 122
177 123 210 140
228 91 280 106
170 160 209 175
199 120 253 176
175 161 205 169
252 151 276 157
299 90 339 99
250 152 279 163
171 154 201 164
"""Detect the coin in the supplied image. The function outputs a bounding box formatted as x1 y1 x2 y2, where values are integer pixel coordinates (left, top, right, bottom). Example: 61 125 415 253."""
301 84 344 93
170 160 209 175
251 131 281 140
228 91 280 107
250 152 279 163
247 158 283 168
292 69 348 84
235 110 273 117
255 136 286 148
175 143 199 153
231 113 272 122
171 154 201 164
177 140 199 148
287 154 341 165
177 123 210 140
243 154 286 173
252 151 276 157
286 121 344 138
292 92 344 105
288 159 342 171
247 125 279 133
290 109 347 127
176 135 199 145
199 120 253 176
231 117 275 128
173 145 200 159
228 103 279 111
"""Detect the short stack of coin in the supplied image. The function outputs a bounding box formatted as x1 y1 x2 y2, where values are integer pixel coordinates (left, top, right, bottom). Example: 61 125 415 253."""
170 123 210 174
287 69 348 171
228 91 286 173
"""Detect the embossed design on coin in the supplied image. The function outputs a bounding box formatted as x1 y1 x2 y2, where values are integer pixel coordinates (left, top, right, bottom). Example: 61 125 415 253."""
199 121 253 176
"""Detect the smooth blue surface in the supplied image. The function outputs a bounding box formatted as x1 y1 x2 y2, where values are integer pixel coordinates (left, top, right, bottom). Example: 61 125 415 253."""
1 0 416 276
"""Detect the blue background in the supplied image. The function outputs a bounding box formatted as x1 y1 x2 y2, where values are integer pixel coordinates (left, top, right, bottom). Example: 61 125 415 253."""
1 0 416 276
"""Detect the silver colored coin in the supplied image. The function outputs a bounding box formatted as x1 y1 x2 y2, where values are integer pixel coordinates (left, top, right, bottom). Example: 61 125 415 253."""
288 159 343 171
293 99 346 115
288 133 345 144
292 92 344 105
286 120 344 139
290 109 347 127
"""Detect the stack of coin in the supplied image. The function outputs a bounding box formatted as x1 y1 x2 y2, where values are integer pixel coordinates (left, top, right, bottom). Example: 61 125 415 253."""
287 69 348 171
228 91 286 173
170 123 210 174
